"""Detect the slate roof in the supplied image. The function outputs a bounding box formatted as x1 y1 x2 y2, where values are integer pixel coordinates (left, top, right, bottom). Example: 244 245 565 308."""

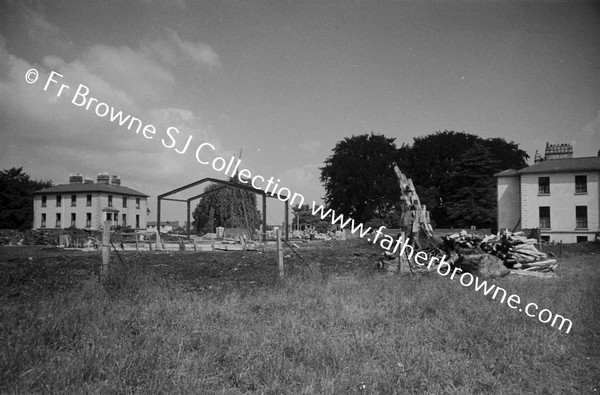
495 156 600 177
34 183 149 197
517 156 600 174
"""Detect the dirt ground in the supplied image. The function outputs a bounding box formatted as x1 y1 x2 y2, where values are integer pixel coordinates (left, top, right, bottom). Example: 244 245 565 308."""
0 239 384 298
2 239 599 300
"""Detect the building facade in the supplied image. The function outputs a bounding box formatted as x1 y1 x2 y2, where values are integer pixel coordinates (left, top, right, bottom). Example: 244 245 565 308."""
496 144 600 243
33 173 149 230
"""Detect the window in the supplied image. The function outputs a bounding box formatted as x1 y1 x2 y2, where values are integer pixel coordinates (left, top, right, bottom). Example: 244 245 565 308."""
41 213 46 228
55 213 61 228
86 213 91 228
575 175 587 194
108 195 113 207
136 198 140 209
123 197 127 208
71 195 77 207
71 213 76 227
122 213 127 226
576 206 588 228
86 194 92 207
136 214 140 228
538 177 550 195
539 206 551 228
41 195 47 207
577 236 588 243
56 195 62 207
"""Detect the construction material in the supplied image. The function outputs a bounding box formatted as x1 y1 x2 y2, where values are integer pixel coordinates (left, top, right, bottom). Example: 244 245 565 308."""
442 230 558 276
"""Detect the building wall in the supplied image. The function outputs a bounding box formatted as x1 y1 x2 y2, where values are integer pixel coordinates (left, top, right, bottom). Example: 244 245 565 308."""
520 171 599 243
34 193 148 230
497 175 521 231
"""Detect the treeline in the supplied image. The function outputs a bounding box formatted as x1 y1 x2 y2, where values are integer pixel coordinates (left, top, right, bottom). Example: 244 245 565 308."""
0 167 53 230
320 130 529 231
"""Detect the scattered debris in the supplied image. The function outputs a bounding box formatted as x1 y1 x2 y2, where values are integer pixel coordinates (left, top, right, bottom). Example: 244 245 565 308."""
441 230 558 278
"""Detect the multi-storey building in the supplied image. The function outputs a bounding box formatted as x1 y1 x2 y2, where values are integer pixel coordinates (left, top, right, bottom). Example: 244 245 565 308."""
496 143 600 243
33 173 149 230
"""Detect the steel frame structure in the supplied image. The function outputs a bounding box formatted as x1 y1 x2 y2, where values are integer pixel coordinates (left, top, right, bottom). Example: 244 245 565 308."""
157 177 289 242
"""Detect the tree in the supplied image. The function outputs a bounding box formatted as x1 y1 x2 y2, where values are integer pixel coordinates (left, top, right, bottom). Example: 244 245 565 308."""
192 178 261 236
0 167 52 230
444 144 500 229
396 131 528 229
320 133 401 224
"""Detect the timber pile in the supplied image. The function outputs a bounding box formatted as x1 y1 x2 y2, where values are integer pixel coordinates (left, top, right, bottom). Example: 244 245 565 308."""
443 230 558 278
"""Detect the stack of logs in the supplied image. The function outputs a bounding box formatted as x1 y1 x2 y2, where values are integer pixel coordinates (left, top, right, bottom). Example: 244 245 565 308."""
443 230 558 278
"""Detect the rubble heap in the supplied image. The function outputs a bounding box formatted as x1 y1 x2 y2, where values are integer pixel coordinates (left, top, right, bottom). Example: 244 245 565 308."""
441 230 558 278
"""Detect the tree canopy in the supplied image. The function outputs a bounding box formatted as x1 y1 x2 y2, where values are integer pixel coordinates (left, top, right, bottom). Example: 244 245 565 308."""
396 131 529 229
320 131 529 231
0 167 52 230
320 133 401 224
192 178 261 236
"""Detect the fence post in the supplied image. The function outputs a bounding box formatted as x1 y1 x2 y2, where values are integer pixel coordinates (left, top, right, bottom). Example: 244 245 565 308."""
275 227 284 278
101 221 110 281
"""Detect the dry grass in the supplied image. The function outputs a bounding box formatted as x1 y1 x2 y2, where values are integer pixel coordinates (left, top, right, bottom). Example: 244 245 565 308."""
0 247 599 394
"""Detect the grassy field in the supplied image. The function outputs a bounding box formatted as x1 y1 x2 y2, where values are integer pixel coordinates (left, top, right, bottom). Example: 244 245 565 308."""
0 241 599 394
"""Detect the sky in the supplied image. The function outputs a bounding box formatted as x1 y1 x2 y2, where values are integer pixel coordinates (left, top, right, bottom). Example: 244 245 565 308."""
1 0 599 225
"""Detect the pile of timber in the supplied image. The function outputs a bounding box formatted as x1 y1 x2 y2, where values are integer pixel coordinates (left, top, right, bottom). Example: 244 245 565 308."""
442 230 558 278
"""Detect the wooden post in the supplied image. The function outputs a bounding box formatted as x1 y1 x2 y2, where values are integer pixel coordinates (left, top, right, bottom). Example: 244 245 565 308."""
559 240 563 257
240 234 246 251
186 200 191 241
101 221 110 281
156 197 161 247
284 200 289 241
275 227 284 278
192 238 197 251
135 232 139 251
262 193 267 242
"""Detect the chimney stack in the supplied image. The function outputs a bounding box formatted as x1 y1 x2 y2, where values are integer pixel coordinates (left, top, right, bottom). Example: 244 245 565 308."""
69 173 83 184
97 172 110 184
111 175 121 186
544 142 573 160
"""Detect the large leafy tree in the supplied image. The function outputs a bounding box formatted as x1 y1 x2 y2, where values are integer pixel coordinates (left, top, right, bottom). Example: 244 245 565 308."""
396 131 528 229
320 133 401 224
0 167 52 230
444 144 501 229
192 178 260 236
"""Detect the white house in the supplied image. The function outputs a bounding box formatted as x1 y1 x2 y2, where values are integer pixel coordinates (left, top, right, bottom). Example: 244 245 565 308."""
33 173 149 230
496 143 600 243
